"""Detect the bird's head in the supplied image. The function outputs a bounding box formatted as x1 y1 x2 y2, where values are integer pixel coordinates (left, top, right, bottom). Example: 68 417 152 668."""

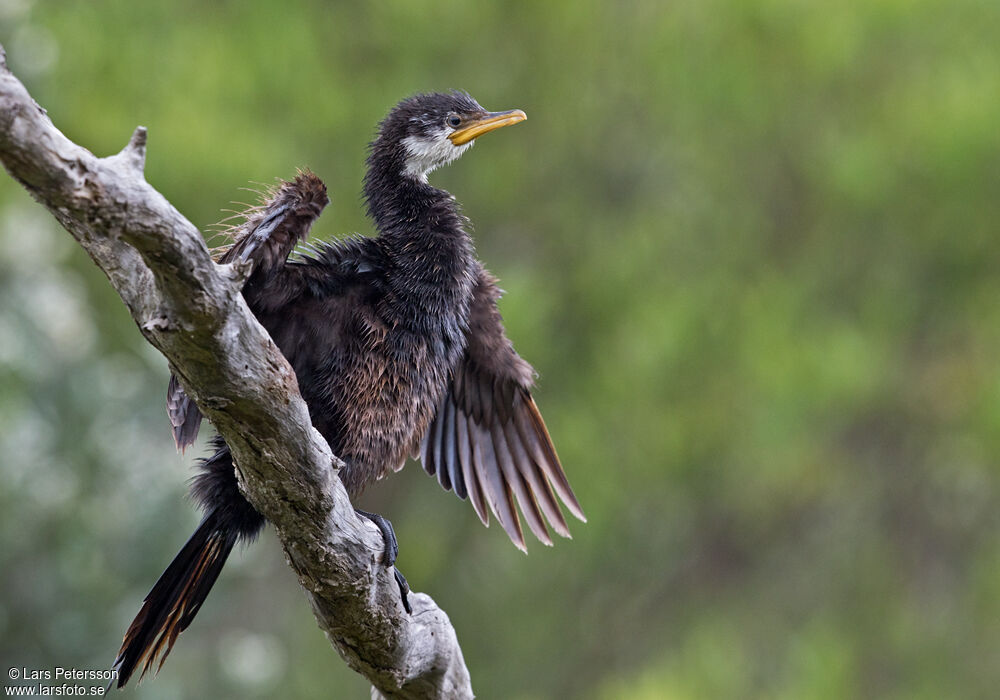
370 91 526 182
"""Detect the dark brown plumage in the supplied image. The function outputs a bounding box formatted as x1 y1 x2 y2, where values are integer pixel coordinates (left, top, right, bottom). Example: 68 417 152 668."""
112 92 584 688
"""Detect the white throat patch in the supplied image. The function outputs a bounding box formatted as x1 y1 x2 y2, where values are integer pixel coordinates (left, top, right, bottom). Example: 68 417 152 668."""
401 128 473 182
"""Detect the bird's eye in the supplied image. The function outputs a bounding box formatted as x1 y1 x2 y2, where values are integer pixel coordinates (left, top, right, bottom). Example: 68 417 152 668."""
447 115 462 128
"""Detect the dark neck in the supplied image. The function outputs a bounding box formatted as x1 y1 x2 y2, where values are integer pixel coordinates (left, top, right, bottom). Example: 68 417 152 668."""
364 152 453 237
363 146 476 323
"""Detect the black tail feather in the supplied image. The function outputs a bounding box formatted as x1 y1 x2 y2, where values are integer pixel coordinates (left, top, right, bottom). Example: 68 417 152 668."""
112 439 264 688
111 509 236 688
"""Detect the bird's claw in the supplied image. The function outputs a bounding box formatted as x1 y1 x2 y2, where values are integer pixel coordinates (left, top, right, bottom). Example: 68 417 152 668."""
394 567 412 614
354 508 398 566
355 509 411 613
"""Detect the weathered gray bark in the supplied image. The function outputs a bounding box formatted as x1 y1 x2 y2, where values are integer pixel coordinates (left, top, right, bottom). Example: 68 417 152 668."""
0 45 473 699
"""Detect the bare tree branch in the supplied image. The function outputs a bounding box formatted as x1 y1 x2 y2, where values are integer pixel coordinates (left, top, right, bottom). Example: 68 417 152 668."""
0 45 473 700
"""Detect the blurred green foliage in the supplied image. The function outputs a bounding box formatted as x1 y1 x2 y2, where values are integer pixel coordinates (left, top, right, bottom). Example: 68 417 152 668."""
2 0 1000 697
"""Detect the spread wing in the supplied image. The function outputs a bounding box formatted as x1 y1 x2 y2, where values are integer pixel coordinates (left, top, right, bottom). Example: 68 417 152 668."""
167 172 329 451
419 266 585 551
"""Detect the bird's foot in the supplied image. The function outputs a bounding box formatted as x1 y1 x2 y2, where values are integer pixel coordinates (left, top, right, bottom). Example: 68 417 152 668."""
355 509 412 614
354 508 398 566
394 567 412 614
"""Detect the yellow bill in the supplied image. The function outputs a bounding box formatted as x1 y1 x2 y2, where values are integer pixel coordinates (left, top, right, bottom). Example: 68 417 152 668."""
449 109 527 146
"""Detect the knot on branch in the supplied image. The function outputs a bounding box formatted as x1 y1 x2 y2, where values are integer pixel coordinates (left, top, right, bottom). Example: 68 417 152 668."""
106 126 147 175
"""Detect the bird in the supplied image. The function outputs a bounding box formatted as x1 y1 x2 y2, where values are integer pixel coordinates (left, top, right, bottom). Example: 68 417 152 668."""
110 91 585 688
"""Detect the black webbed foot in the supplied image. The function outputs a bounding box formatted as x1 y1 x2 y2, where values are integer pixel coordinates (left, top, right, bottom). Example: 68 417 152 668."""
355 509 412 614
394 567 412 614
354 508 398 566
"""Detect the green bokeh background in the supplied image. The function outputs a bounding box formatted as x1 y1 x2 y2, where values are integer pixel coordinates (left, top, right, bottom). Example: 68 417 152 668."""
2 1 1000 698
